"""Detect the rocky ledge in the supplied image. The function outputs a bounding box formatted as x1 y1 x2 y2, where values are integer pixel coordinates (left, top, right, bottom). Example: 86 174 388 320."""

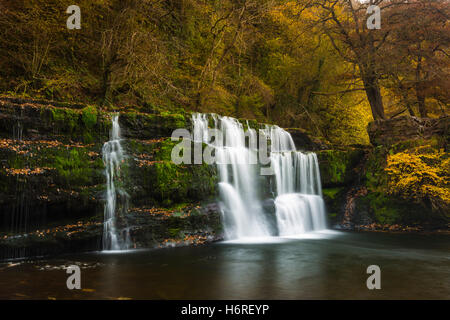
0 97 220 260
0 202 223 261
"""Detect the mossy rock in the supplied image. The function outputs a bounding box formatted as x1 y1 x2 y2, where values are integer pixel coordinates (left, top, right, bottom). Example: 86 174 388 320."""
81 105 98 129
119 111 187 139
144 161 217 206
322 187 346 224
359 138 449 227
317 148 366 187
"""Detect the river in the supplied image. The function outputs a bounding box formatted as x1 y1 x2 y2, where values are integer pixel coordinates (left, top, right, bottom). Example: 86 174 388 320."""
0 230 448 299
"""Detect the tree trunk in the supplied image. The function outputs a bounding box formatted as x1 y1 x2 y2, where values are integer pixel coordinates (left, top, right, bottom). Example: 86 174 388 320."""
397 80 417 117
415 57 428 117
417 91 427 118
361 74 386 120
405 101 417 117
102 67 112 107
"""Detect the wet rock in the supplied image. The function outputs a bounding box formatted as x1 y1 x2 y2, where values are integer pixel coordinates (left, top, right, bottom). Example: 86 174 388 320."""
286 128 329 151
316 148 368 188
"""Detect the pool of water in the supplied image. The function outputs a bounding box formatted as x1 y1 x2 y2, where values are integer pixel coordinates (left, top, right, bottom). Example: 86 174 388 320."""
0 230 449 299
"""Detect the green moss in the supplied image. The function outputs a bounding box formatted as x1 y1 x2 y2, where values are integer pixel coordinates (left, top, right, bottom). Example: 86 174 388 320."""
98 112 112 132
322 187 343 199
364 146 387 190
81 105 98 129
143 112 186 129
8 155 25 169
164 113 186 129
154 138 178 161
138 156 217 206
128 139 157 155
154 161 188 200
318 150 353 186
83 132 93 144
168 228 181 237
321 187 345 223
51 108 65 122
366 192 400 224
128 111 138 122
51 107 80 133
54 148 92 186
93 157 104 169
169 202 191 211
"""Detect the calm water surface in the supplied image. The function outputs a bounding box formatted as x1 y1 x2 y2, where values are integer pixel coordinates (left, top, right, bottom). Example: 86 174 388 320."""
0 231 449 299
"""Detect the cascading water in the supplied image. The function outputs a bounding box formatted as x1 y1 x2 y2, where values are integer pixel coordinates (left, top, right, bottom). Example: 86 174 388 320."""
102 114 131 251
269 131 326 236
192 114 271 239
192 113 327 240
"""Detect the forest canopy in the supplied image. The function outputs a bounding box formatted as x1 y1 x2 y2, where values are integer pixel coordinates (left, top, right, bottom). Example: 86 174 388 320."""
0 0 448 145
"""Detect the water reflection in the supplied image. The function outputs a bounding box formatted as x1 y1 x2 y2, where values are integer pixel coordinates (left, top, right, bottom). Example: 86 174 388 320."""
0 232 448 299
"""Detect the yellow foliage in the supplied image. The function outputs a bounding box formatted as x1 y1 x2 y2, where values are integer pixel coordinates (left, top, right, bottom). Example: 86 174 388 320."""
385 146 449 213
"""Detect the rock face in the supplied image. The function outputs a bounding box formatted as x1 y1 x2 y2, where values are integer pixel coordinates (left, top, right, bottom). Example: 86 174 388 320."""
367 115 449 146
286 128 329 151
0 205 223 261
1 97 447 259
320 116 449 231
317 148 368 187
0 97 220 260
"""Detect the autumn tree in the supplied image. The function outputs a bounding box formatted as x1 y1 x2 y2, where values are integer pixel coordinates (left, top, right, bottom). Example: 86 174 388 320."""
310 0 411 120
383 0 450 117
0 0 65 94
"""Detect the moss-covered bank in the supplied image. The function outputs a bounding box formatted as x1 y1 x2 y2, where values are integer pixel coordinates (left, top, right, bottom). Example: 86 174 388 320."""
0 97 219 260
319 119 449 231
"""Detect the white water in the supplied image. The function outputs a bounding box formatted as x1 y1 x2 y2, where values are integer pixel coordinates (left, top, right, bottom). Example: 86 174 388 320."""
102 115 131 251
275 194 326 236
192 113 327 240
192 114 270 239
271 150 326 236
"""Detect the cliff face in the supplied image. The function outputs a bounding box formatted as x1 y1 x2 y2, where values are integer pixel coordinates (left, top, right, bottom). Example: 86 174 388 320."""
0 97 221 260
1 98 447 260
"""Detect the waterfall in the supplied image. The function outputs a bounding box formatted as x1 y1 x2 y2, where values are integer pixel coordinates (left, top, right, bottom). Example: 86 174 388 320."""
192 114 270 238
102 114 131 251
192 113 327 240
274 194 326 235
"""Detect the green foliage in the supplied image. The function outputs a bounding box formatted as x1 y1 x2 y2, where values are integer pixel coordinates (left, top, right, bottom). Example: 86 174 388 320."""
325 151 347 184
83 132 93 144
322 187 345 222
